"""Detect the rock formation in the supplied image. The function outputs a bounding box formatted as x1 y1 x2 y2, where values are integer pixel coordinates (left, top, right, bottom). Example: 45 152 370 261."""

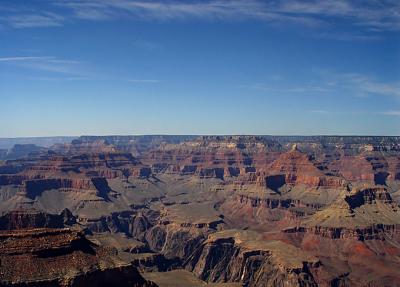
0 135 399 286
0 227 156 286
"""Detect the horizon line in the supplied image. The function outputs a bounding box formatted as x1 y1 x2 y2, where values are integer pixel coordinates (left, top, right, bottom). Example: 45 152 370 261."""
1 134 400 139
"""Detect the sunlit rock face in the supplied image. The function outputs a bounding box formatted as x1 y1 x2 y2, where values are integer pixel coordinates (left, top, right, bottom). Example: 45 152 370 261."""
0 135 399 286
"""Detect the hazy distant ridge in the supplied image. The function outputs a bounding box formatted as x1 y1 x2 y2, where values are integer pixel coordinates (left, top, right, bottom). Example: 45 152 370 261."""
0 137 77 149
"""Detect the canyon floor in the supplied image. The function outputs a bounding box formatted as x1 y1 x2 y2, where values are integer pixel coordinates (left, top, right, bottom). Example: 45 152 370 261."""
0 135 399 286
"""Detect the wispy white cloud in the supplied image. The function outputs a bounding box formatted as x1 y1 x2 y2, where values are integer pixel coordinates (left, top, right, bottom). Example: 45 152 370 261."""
242 70 400 99
56 0 399 30
324 72 400 98
0 56 88 76
1 12 64 28
50 0 326 27
0 56 52 62
2 0 399 33
278 0 400 31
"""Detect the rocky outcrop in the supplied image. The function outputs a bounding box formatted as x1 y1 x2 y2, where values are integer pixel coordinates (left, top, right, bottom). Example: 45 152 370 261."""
0 164 24 174
180 165 197 175
26 152 139 173
344 186 393 208
0 174 36 186
0 209 75 230
234 194 323 210
0 228 156 286
220 193 323 228
18 177 113 200
132 167 153 178
0 135 399 286
185 230 320 287
197 167 225 180
129 253 179 272
286 186 400 240
283 224 400 240
80 210 160 238
267 148 346 189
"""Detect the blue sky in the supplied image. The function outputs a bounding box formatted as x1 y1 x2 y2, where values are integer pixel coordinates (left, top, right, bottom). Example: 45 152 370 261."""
0 0 399 137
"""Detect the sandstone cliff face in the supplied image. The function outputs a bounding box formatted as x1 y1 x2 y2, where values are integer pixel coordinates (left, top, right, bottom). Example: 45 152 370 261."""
135 205 223 263
185 230 320 287
219 188 329 231
24 152 139 175
0 209 75 230
52 140 117 155
79 206 217 264
0 174 33 186
344 186 393 207
0 135 399 286
304 187 400 227
18 177 113 200
0 228 156 287
283 224 400 241
284 186 400 241
137 136 399 189
267 148 346 189
145 145 348 190
141 136 281 182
